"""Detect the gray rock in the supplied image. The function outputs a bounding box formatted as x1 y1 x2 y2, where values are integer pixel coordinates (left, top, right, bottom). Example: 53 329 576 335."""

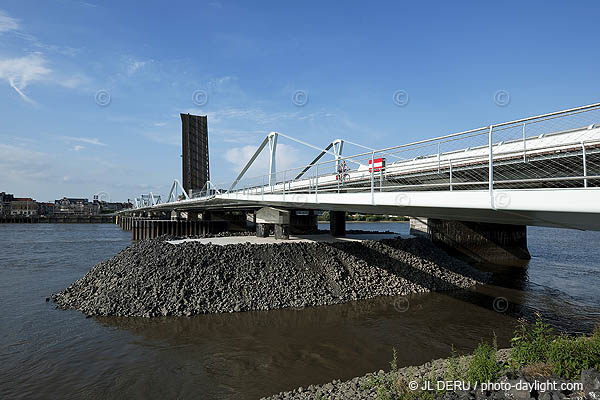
583 369 600 392
52 236 489 318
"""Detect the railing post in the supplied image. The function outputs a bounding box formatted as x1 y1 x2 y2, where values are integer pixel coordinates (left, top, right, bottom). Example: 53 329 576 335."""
449 159 453 191
315 164 319 202
582 141 588 188
488 125 494 208
283 170 286 200
437 143 441 173
370 151 375 205
380 164 383 192
261 175 264 201
522 122 527 163
337 161 340 193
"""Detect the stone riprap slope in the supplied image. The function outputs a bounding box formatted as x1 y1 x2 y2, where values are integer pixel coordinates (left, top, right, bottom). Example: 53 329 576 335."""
52 237 488 317
263 350 600 400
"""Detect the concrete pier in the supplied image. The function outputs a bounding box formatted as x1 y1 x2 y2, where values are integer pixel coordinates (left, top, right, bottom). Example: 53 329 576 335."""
130 219 228 240
330 211 346 237
290 210 318 234
253 207 319 239
200 211 248 231
409 217 531 266
255 207 289 239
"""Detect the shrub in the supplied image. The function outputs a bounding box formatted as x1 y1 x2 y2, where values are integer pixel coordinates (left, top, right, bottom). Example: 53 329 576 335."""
468 341 501 383
467 342 500 383
511 314 600 379
548 334 600 379
445 346 467 382
511 313 554 367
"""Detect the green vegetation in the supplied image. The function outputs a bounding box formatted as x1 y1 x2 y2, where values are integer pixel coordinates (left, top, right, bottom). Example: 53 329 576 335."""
511 313 554 367
444 346 467 382
467 339 502 383
511 313 600 379
358 315 600 399
317 211 408 222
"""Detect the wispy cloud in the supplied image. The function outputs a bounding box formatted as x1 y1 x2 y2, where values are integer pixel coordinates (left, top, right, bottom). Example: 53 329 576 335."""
126 58 149 75
0 53 51 103
0 143 51 181
63 136 107 146
0 9 19 33
224 143 300 178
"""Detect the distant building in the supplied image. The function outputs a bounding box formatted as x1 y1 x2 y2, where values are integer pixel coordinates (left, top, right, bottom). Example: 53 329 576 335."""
92 199 132 214
54 197 98 215
10 198 38 216
38 202 55 216
0 192 15 215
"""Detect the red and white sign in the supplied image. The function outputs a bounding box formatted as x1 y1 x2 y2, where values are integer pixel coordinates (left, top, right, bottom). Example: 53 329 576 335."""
369 157 385 172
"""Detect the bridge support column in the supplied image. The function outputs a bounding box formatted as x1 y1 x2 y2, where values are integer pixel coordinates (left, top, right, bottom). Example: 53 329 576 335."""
256 223 270 237
330 211 346 237
290 210 318 234
409 217 531 267
184 211 198 221
255 207 290 239
274 224 289 240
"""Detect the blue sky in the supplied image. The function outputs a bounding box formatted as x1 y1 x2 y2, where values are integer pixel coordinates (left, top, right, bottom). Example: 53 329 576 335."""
1 0 599 202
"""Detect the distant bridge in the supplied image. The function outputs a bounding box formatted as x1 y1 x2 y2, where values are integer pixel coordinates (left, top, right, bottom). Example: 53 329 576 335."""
123 103 600 231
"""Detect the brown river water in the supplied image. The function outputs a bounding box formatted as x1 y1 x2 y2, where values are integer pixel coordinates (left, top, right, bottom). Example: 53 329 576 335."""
1 223 599 399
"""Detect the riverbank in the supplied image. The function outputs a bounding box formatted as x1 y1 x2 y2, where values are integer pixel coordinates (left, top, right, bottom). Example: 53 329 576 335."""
263 316 600 399
0 215 116 223
262 349 513 400
52 235 488 317
262 350 599 400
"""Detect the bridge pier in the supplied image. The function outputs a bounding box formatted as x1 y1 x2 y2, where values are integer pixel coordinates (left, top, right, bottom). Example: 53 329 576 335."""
255 207 290 239
290 210 318 234
409 217 531 266
330 211 346 237
130 219 228 240
200 211 247 231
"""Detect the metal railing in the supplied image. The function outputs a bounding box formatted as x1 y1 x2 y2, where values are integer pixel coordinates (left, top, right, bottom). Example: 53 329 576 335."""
132 102 600 210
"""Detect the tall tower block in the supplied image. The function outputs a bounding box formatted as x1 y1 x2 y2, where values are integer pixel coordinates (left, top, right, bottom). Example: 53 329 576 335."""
181 113 210 196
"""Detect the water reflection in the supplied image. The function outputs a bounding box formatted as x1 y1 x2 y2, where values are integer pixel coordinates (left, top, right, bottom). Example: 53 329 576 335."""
95 289 521 399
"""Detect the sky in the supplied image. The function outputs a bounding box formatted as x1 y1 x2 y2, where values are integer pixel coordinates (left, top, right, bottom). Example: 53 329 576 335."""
1 0 600 202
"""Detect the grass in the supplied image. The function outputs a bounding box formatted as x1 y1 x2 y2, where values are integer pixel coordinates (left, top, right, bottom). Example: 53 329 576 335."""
358 315 599 399
467 340 502 383
511 313 600 379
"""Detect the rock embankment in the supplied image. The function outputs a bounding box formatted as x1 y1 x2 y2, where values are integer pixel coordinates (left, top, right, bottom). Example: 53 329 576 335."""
263 350 600 400
52 236 488 317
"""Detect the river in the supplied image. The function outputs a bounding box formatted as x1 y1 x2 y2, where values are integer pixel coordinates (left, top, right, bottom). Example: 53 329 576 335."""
0 222 599 399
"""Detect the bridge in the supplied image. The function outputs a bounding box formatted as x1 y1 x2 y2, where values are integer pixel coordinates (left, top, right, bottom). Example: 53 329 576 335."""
118 103 600 265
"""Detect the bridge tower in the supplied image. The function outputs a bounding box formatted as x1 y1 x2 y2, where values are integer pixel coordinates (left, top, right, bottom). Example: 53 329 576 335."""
181 113 210 197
